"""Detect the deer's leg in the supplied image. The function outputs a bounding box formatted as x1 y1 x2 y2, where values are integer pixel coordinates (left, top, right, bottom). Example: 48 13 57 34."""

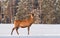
28 27 30 35
16 27 19 35
11 27 16 35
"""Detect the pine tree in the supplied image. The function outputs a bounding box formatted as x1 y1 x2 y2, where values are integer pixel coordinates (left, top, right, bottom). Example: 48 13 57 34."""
1 0 9 23
16 0 30 20
41 0 56 24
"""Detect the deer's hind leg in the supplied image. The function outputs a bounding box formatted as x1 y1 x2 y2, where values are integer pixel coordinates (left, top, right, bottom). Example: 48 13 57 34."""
11 27 16 35
16 27 19 35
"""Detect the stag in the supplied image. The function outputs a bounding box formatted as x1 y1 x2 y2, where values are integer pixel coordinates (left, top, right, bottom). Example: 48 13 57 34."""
11 13 34 35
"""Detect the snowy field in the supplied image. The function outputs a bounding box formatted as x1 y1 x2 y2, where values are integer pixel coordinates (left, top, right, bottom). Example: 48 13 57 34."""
0 24 60 36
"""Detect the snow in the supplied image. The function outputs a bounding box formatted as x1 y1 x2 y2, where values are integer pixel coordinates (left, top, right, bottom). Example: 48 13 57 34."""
0 24 60 36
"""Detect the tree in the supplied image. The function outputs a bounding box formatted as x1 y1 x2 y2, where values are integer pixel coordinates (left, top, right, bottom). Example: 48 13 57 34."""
41 0 56 24
16 0 30 20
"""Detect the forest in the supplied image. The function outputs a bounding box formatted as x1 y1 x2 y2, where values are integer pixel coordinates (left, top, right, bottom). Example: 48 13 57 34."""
0 0 60 24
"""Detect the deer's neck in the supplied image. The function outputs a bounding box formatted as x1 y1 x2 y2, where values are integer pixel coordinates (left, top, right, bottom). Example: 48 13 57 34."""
28 15 34 23
30 15 33 19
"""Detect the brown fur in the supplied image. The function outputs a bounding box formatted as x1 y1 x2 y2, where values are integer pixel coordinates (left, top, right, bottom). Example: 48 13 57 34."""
11 14 34 35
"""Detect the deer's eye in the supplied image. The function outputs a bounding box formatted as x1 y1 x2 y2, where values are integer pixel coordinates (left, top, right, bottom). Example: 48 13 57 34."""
32 14 34 16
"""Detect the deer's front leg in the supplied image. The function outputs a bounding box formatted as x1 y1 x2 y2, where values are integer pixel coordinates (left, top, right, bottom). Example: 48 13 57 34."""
28 27 30 35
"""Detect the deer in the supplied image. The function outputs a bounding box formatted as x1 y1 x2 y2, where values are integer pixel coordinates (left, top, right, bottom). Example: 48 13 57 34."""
11 13 34 35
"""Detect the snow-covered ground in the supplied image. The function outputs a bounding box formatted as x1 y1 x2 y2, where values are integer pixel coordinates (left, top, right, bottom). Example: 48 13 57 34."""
0 24 60 36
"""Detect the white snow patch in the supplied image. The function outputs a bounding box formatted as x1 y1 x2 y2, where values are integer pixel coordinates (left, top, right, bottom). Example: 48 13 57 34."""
0 24 60 36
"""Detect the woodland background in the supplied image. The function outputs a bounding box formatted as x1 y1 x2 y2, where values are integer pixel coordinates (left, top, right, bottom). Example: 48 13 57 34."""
0 0 60 24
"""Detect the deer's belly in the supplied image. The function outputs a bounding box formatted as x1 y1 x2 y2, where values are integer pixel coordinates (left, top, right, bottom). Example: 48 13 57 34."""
19 23 30 28
20 25 30 28
20 25 29 28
